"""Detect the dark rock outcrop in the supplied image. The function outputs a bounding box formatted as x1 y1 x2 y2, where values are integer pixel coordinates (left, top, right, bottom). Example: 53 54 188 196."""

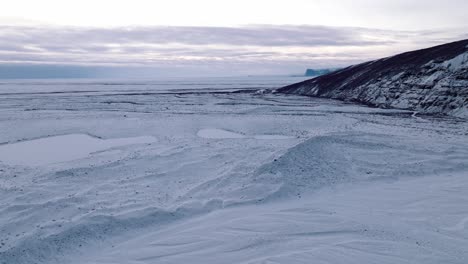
278 39 468 118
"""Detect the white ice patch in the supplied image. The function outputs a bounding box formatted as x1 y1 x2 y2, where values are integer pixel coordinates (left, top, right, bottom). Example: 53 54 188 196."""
197 129 294 140
443 52 468 71
197 129 246 139
0 134 156 166
253 135 295 140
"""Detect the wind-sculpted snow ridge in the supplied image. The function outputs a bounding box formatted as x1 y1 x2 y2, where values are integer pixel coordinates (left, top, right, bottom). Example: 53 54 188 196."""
192 133 468 204
4 131 467 264
0 200 226 264
55 132 467 264
278 39 468 118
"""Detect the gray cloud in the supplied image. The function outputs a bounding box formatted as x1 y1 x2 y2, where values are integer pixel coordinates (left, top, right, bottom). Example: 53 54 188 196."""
0 25 397 48
0 25 466 77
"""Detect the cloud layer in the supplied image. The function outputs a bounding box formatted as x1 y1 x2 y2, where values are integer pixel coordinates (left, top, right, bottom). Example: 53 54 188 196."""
0 25 466 76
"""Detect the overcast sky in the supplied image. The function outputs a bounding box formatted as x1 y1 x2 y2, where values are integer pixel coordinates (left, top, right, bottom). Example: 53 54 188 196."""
1 0 467 78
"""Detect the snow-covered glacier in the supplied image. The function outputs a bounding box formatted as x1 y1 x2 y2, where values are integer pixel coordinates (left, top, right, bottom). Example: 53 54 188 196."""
0 76 467 264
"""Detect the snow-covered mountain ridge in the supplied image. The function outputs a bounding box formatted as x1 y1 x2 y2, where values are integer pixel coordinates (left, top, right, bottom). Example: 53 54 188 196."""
278 39 468 118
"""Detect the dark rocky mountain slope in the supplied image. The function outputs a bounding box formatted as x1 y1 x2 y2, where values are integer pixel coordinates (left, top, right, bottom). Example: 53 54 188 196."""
278 39 468 118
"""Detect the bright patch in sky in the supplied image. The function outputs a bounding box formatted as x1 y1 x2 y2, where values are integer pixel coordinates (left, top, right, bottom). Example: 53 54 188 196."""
2 0 468 30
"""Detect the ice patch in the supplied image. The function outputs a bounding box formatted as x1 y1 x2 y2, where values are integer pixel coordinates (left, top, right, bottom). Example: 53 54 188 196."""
197 129 246 139
0 134 156 166
443 52 468 71
197 129 294 140
253 135 295 140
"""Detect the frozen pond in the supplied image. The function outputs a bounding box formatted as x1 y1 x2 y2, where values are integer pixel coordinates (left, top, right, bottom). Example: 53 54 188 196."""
0 134 156 166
